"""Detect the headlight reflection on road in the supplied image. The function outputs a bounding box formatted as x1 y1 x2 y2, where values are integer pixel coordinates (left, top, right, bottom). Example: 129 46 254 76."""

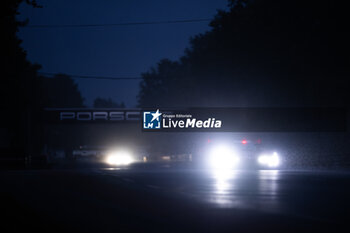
205 144 240 205
208 170 281 210
258 169 279 180
208 169 239 207
213 169 237 194
258 170 280 209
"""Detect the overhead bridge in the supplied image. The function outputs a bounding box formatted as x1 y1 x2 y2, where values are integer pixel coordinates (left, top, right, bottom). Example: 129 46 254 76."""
45 108 142 124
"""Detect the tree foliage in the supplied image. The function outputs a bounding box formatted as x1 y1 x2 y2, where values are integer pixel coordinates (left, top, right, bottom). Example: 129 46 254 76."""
138 0 349 107
0 0 42 149
42 74 85 108
1 1 84 152
93 97 125 108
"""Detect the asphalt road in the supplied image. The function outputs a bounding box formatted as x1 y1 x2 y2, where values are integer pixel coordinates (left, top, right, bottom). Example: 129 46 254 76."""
1 162 350 233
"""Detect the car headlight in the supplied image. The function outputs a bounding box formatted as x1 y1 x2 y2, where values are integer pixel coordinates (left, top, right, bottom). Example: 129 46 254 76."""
208 145 239 169
106 150 134 166
258 152 280 167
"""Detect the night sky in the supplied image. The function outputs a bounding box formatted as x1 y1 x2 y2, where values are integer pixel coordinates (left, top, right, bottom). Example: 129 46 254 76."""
18 0 228 107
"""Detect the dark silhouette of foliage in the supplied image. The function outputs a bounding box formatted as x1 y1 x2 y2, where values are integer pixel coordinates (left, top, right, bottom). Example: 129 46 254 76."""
42 74 84 108
138 0 349 107
1 1 85 158
1 0 42 150
93 98 125 108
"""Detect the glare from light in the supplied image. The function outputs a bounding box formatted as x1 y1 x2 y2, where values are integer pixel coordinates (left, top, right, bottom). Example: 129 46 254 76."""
212 169 237 194
216 179 230 193
259 170 279 180
258 152 280 167
208 145 240 170
106 151 134 166
213 169 235 180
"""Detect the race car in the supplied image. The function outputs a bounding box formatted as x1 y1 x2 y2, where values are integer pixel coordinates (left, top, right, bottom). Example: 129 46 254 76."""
197 137 281 169
102 146 148 166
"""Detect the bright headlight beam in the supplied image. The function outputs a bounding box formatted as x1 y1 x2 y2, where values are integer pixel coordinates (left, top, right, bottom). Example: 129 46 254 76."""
208 145 239 169
258 152 280 167
106 151 134 166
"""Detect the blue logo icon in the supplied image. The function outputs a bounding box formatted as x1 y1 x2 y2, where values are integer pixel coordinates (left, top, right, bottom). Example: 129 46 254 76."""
143 109 162 129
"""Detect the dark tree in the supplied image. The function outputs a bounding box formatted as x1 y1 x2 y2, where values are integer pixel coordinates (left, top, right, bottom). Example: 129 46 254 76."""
42 74 85 108
0 0 42 152
138 0 349 107
93 97 125 108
